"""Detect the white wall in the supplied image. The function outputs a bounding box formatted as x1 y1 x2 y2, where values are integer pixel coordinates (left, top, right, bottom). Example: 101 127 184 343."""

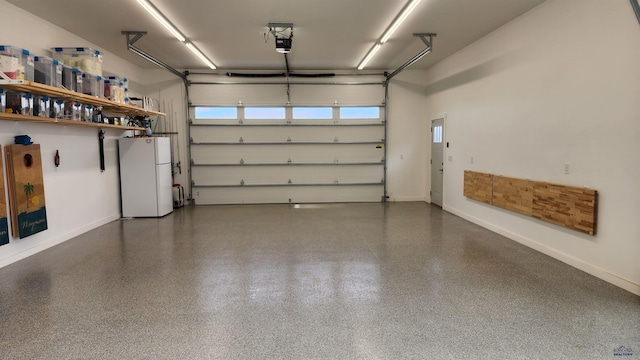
423 0 640 294
143 69 189 193
0 1 148 267
386 70 430 202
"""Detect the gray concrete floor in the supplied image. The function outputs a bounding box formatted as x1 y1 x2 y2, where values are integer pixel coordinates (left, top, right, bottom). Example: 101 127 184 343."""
0 202 637 359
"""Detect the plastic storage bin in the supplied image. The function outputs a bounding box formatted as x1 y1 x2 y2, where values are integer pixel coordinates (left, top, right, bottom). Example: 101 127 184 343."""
61 66 83 92
81 104 93 122
52 99 64 119
0 45 34 81
61 65 74 91
6 92 33 115
33 95 51 117
51 47 102 76
82 73 96 96
34 56 63 87
0 89 5 113
64 101 81 120
106 75 126 103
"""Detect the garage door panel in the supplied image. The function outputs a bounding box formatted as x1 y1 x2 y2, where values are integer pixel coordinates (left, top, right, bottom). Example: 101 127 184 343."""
190 126 384 143
191 144 385 165
194 185 383 205
192 165 384 186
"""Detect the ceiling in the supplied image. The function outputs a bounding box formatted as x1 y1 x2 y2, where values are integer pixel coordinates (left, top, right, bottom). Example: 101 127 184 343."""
8 0 546 72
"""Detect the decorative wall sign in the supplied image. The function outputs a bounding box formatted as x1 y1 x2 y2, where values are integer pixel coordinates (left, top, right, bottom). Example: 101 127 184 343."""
0 146 9 246
4 144 48 238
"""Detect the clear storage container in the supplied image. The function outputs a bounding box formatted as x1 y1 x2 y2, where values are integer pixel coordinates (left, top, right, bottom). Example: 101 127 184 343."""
62 65 73 91
6 92 33 115
82 73 104 96
108 76 126 103
0 45 34 81
81 104 93 122
51 47 103 76
74 67 83 93
64 101 81 120
52 99 64 119
33 95 51 117
0 89 5 113
34 56 63 87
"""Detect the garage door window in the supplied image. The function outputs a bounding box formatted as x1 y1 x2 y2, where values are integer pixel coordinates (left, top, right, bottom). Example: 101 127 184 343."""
340 107 380 119
292 107 333 119
195 107 238 119
245 107 286 119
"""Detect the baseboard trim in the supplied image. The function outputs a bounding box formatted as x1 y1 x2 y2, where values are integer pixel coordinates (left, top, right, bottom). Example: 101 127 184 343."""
444 205 640 296
0 214 121 269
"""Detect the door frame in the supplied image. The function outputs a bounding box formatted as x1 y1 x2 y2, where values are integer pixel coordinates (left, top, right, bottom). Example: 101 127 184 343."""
428 113 446 206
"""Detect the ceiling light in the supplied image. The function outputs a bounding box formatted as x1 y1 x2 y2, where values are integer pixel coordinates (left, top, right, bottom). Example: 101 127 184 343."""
185 42 216 69
357 0 422 70
136 0 186 42
357 44 381 70
380 0 422 44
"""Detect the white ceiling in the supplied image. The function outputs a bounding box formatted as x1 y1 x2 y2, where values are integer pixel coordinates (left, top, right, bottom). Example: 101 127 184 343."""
8 0 546 72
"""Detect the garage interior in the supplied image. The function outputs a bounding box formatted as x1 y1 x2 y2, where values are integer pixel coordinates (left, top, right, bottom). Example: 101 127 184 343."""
0 0 638 358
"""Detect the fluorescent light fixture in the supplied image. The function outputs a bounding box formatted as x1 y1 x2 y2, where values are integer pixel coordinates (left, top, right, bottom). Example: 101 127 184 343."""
136 0 186 42
357 0 422 70
185 42 217 69
357 44 381 70
381 0 421 44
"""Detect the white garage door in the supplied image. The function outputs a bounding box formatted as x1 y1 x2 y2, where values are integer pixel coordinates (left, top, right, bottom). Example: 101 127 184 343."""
188 75 386 205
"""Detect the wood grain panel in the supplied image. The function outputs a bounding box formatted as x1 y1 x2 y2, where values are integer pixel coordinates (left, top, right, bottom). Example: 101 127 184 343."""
492 176 533 216
0 146 9 245
5 144 48 238
532 182 597 235
463 171 493 204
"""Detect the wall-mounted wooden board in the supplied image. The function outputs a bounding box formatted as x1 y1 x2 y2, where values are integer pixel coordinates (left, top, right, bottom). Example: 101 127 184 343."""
463 171 493 204
463 170 597 235
532 182 597 235
492 175 533 216
0 146 9 246
5 144 48 239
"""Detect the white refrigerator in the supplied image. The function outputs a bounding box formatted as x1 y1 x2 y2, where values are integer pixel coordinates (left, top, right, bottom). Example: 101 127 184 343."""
119 137 173 217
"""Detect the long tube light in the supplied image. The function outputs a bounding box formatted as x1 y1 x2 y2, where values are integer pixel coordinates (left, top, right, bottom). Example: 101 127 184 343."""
136 0 185 42
357 0 421 70
357 44 381 70
136 0 217 69
185 42 217 70
381 0 421 44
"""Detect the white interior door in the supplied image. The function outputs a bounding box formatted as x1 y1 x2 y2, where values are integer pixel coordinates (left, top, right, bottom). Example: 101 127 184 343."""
430 118 444 207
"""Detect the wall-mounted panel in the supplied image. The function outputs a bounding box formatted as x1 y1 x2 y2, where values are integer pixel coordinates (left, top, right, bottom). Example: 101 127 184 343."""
463 170 597 235
532 183 597 235
493 176 533 216
0 147 9 246
463 171 492 204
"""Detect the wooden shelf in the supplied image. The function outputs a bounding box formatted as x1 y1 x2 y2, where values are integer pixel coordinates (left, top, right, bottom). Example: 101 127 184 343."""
0 80 165 117
0 112 142 131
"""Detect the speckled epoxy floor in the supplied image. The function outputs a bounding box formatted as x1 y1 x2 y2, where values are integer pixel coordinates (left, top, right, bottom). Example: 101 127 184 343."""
0 203 637 359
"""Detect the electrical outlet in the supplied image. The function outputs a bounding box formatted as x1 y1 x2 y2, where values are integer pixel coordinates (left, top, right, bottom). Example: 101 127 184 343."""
470 157 474 164
564 163 570 175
